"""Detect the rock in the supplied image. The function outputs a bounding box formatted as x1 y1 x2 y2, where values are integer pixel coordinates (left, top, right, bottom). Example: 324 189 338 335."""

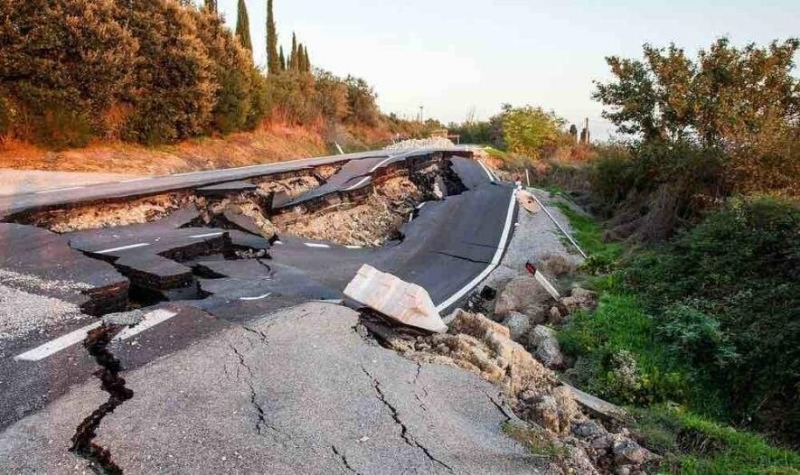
571 421 602 440
516 190 541 214
612 437 650 466
529 325 564 369
562 287 598 313
344 265 446 333
530 387 579 435
501 311 532 342
494 276 554 317
548 306 564 325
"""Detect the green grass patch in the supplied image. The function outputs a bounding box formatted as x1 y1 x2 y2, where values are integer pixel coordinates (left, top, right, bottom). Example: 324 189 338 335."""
553 201 622 273
483 146 508 160
631 406 800 474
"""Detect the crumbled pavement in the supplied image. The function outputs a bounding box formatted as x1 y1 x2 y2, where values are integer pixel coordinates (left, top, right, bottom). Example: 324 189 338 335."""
0 303 545 474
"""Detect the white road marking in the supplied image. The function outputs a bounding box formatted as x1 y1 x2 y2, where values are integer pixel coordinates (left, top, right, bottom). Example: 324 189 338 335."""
477 160 496 183
409 212 414 223
416 202 427 210
171 171 201 177
368 156 395 173
14 322 102 361
190 232 225 239
344 176 370 191
273 240 284 245
345 245 363 250
118 177 151 183
96 242 150 254
240 292 273 301
435 189 517 312
35 186 86 194
113 309 178 341
304 243 331 249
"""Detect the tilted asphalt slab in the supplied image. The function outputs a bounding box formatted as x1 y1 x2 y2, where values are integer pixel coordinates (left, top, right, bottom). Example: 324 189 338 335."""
0 304 545 474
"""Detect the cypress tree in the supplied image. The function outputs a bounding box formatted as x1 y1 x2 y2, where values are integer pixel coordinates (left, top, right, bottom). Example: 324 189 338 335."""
303 45 311 72
266 0 280 74
204 0 218 12
235 0 252 52
279 46 286 71
290 32 298 70
297 43 305 72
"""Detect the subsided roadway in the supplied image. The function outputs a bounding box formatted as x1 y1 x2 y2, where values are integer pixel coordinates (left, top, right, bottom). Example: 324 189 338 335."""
0 169 145 196
0 303 545 474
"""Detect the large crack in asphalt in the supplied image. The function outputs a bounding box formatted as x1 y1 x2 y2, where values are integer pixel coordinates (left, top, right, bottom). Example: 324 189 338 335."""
331 445 361 475
360 366 454 473
69 324 133 475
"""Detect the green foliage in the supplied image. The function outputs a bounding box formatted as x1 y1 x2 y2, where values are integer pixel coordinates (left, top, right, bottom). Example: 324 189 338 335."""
631 406 800 474
344 76 380 126
266 0 279 74
501 422 567 459
594 38 800 200
235 0 252 51
502 105 567 159
624 198 800 442
552 201 622 273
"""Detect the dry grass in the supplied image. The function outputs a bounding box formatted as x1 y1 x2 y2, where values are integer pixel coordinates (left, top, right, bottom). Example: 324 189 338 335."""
0 123 328 175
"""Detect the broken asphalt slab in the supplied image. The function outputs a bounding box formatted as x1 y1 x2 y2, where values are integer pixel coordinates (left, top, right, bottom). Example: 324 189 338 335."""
0 303 545 474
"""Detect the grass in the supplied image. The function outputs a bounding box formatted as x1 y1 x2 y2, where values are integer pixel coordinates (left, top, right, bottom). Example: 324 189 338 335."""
552 201 800 474
631 406 800 474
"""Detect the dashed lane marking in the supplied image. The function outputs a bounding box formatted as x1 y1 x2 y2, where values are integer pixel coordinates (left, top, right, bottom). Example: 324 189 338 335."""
14 322 102 362
96 242 150 254
304 243 331 249
190 232 225 239
113 309 178 341
239 292 273 301
35 186 86 194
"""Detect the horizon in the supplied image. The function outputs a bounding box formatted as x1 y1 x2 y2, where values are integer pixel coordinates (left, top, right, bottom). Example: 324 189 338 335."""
216 0 800 140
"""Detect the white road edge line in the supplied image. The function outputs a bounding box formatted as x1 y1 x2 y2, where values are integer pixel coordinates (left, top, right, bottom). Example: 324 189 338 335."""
477 160 496 183
345 245 362 249
118 177 152 183
35 186 86 194
96 242 150 254
190 232 225 239
113 309 178 341
240 292 272 301
14 322 102 361
304 243 331 249
435 189 517 312
273 240 284 245
416 202 427 210
368 156 395 173
344 176 370 191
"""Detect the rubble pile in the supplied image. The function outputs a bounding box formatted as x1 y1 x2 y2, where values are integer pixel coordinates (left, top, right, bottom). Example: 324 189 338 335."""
385 137 455 151
255 174 322 200
371 309 656 474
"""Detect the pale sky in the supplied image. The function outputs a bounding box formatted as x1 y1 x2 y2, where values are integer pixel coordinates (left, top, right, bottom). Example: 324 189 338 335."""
214 0 799 139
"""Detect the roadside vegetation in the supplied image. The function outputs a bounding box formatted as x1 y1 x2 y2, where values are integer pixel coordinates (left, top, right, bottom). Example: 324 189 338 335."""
0 0 428 156
463 37 800 472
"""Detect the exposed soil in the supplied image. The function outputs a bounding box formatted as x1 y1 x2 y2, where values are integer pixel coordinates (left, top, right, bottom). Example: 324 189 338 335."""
255 175 323 200
18 193 193 233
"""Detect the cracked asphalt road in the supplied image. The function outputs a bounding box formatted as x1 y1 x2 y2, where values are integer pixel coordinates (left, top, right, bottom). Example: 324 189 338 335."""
0 303 544 474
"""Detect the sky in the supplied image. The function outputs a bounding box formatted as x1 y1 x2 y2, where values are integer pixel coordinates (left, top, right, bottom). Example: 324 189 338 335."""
216 0 800 140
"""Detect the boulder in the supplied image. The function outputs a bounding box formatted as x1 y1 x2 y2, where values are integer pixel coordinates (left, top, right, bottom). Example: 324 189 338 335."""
344 265 446 333
529 325 564 369
494 276 554 317
501 311 532 342
612 437 651 466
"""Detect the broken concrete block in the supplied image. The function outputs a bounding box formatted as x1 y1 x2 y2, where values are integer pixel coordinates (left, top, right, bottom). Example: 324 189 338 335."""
433 175 447 200
516 190 541 214
344 264 446 333
529 325 564 370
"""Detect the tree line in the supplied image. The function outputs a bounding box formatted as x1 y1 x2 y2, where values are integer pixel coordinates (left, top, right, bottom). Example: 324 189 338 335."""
0 0 387 148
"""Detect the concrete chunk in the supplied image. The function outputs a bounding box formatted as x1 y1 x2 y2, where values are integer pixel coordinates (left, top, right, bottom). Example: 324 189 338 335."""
516 190 541 214
344 264 446 333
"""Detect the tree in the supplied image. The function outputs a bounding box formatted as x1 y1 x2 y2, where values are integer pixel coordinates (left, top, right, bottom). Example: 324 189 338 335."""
266 0 279 74
279 46 286 71
569 124 578 143
235 0 252 51
204 0 218 13
344 75 380 126
501 106 565 159
302 45 311 72
289 32 298 70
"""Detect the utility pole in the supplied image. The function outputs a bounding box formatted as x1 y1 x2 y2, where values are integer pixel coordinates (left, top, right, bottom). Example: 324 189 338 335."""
419 105 424 124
